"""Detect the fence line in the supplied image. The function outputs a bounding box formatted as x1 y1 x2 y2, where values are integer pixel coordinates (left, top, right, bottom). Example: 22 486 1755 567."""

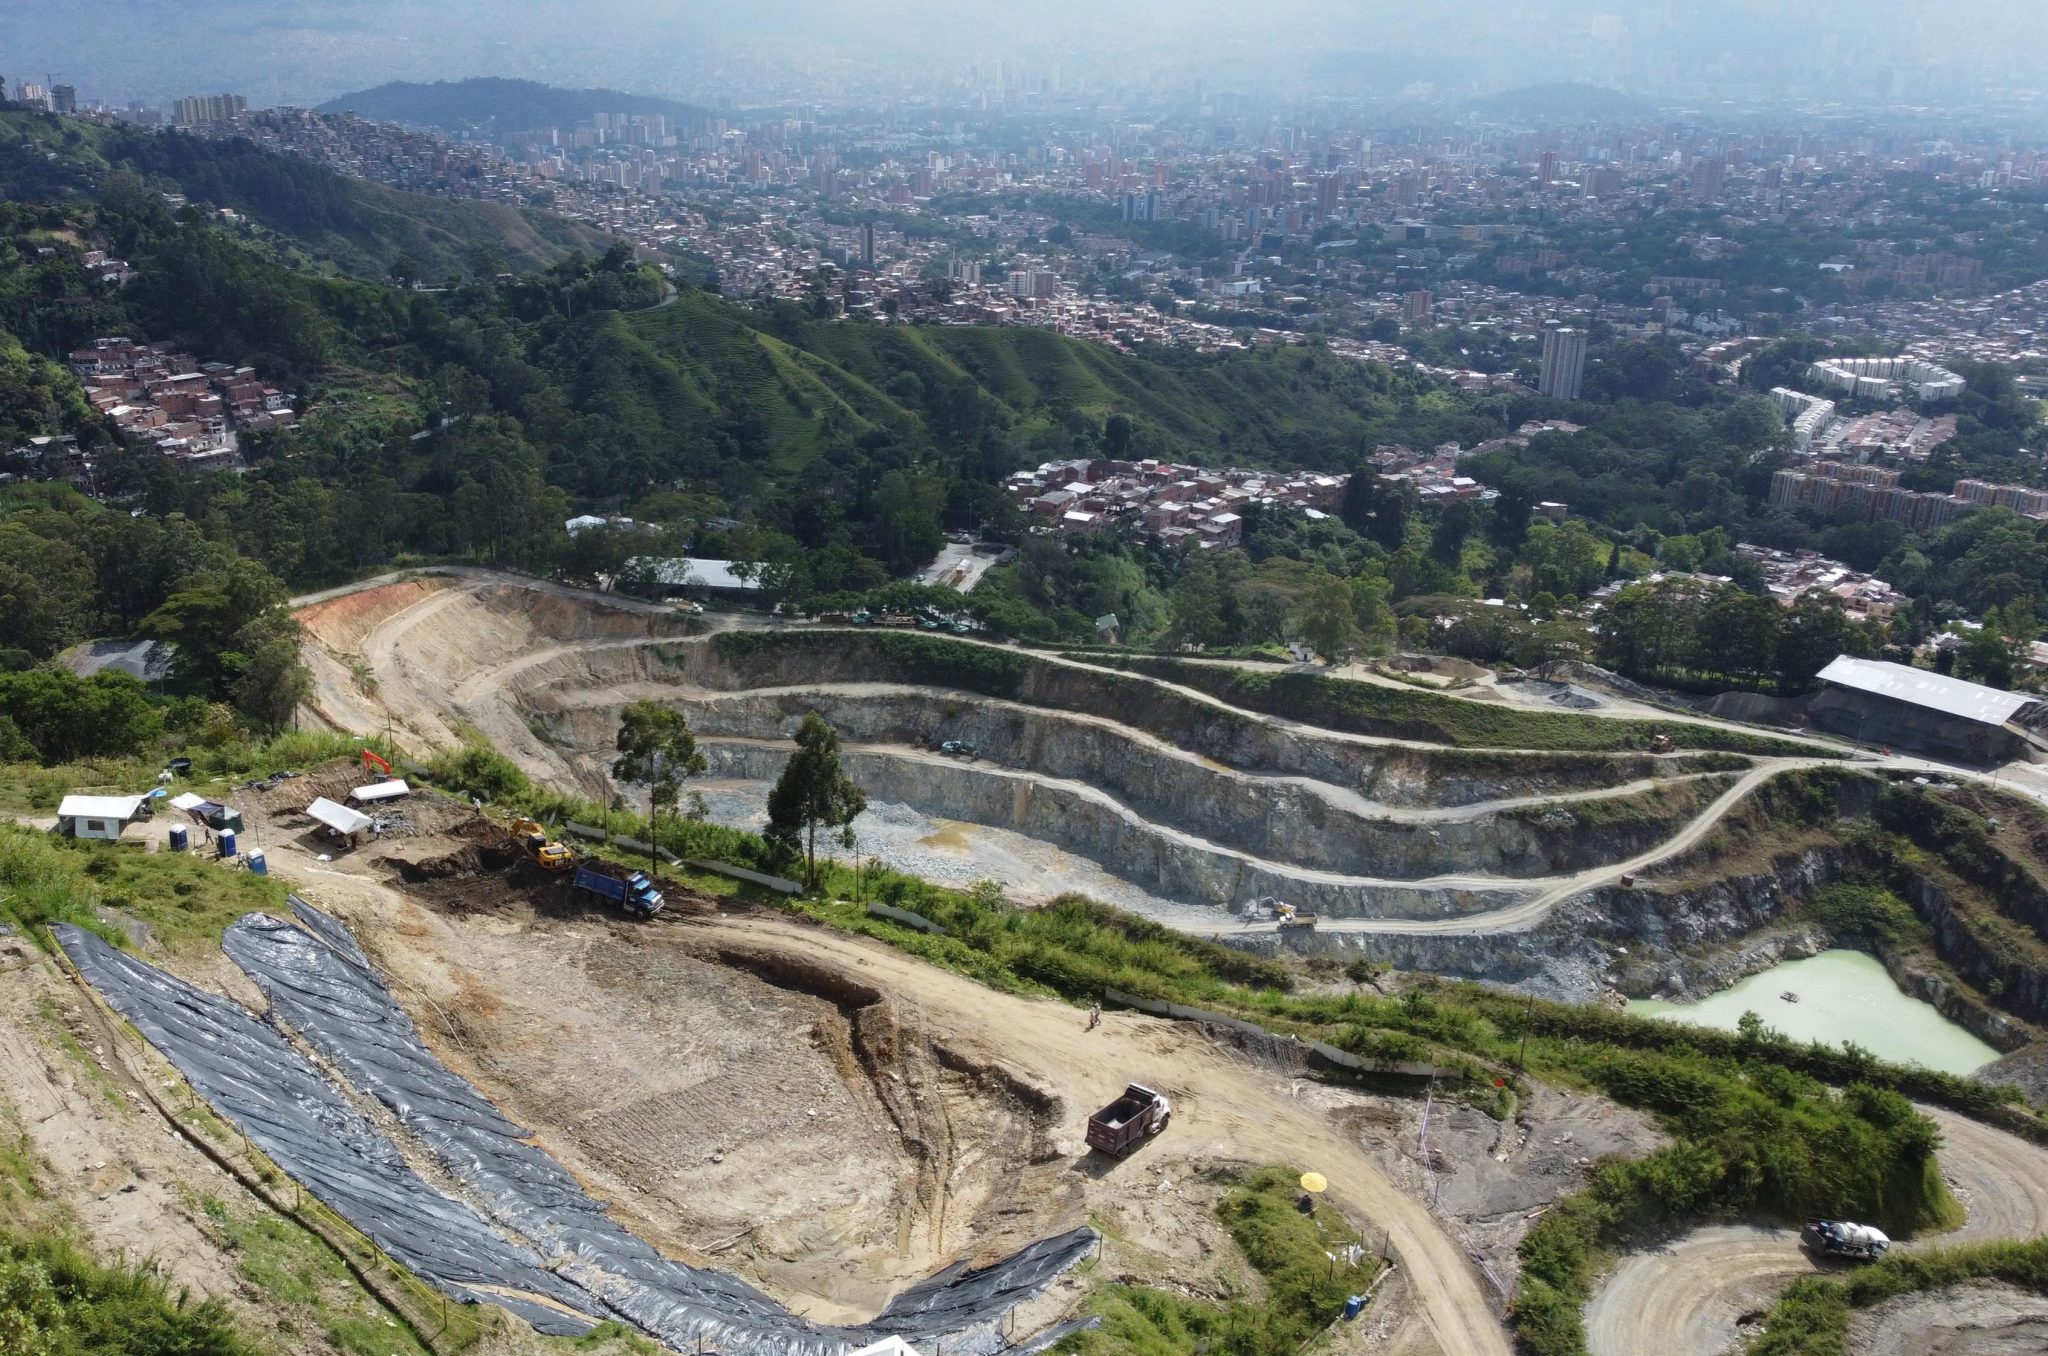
52 953 482 1353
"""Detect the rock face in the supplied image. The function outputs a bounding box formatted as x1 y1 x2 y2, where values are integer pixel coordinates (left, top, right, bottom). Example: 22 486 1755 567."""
646 691 1717 880
1257 845 1856 1001
697 741 1533 921
509 638 1729 919
1895 874 2048 1027
609 636 1709 806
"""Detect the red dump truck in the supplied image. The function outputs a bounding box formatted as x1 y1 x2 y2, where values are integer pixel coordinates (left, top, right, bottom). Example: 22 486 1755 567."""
1086 1083 1172 1156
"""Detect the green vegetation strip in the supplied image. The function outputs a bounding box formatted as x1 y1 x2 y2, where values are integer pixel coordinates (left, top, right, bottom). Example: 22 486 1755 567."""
1071 1165 1383 1356
0 1225 255 1356
0 821 288 953
1096 655 1827 755
1747 1238 2048 1356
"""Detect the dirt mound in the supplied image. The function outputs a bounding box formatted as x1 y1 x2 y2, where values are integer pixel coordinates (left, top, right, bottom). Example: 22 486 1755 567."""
296 576 450 650
394 841 526 882
327 888 1072 1319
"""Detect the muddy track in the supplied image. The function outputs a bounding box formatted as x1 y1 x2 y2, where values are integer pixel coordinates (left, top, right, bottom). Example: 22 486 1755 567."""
1584 1107 2048 1356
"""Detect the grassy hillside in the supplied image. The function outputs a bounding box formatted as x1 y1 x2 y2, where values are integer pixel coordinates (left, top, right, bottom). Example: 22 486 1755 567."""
0 109 612 279
620 293 1455 477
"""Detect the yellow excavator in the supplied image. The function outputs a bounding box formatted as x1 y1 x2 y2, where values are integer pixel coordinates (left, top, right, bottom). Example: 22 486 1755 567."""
511 817 575 871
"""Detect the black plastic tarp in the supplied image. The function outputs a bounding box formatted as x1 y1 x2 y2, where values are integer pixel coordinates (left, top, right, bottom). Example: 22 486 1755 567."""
64 894 1097 1355
52 925 604 1337
220 898 1096 1356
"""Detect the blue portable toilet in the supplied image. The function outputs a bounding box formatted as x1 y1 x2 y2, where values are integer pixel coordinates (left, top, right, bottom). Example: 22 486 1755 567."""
168 825 189 852
218 829 237 859
247 848 267 876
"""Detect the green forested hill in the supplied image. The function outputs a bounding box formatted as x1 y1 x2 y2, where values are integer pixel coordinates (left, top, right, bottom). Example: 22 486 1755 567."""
0 108 612 279
317 78 706 133
0 108 1511 656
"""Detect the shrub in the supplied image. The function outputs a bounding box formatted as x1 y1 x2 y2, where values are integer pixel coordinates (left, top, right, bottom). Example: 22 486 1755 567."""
423 742 530 801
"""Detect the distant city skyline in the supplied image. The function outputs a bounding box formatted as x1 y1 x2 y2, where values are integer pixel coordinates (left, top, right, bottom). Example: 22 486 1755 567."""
6 1 2048 116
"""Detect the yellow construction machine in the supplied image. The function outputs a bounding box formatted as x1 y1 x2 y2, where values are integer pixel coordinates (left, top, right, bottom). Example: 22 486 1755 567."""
511 817 576 871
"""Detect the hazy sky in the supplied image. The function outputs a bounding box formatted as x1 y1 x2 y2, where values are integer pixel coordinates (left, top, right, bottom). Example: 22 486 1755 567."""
7 1 2047 110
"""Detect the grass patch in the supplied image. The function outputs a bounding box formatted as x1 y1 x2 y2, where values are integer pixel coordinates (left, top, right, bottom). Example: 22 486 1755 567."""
0 732 401 815
1747 1237 2048 1355
0 822 288 953
1067 1164 1382 1356
0 1222 255 1356
205 1199 434 1356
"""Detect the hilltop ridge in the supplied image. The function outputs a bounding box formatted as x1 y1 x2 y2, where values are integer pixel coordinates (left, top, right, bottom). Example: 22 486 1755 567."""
317 77 709 132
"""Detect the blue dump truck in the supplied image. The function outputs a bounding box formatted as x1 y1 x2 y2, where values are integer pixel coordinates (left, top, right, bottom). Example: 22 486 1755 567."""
571 862 665 919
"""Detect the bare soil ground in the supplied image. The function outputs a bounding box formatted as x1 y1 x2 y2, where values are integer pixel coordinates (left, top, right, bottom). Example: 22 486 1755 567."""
1315 1081 1665 1292
211 769 1516 1356
1850 1283 2048 1355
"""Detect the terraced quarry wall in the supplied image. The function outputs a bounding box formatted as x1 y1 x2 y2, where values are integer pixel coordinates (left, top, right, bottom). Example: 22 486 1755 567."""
300 579 1789 925
533 684 1732 882
694 741 1530 920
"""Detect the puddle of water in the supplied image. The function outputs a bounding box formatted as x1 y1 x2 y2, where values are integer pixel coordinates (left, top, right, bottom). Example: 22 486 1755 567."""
917 821 974 852
1628 950 1999 1076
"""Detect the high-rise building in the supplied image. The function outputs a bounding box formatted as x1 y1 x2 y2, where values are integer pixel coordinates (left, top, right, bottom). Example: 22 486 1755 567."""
1404 290 1433 324
1315 172 1341 220
50 85 76 115
1693 156 1725 200
1538 150 1559 183
172 93 246 127
861 221 876 270
1539 326 1587 401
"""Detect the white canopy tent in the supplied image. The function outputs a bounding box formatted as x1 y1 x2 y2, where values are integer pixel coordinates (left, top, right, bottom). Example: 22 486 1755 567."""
306 797 374 837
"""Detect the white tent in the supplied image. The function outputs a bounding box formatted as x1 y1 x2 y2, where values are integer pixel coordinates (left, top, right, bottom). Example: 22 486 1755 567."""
348 779 411 804
306 797 373 837
168 791 209 811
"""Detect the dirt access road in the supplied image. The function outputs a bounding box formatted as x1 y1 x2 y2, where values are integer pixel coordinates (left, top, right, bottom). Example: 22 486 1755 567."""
275 829 1514 1356
652 912 1516 1356
1583 1108 2048 1356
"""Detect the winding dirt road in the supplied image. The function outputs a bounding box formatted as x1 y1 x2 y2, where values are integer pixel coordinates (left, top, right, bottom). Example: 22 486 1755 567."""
297 571 1838 940
1584 1107 2048 1356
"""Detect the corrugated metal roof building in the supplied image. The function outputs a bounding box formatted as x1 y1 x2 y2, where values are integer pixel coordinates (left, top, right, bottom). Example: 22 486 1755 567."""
1813 656 2042 764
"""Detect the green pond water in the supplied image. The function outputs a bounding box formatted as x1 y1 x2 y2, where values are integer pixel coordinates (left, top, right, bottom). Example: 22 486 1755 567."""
1627 950 2000 1076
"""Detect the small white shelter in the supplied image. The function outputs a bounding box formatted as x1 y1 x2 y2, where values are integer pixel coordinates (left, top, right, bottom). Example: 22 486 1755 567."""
349 779 412 804
56 794 148 841
306 797 374 840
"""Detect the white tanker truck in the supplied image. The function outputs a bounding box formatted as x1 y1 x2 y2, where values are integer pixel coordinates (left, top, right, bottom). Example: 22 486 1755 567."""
1800 1219 1891 1261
